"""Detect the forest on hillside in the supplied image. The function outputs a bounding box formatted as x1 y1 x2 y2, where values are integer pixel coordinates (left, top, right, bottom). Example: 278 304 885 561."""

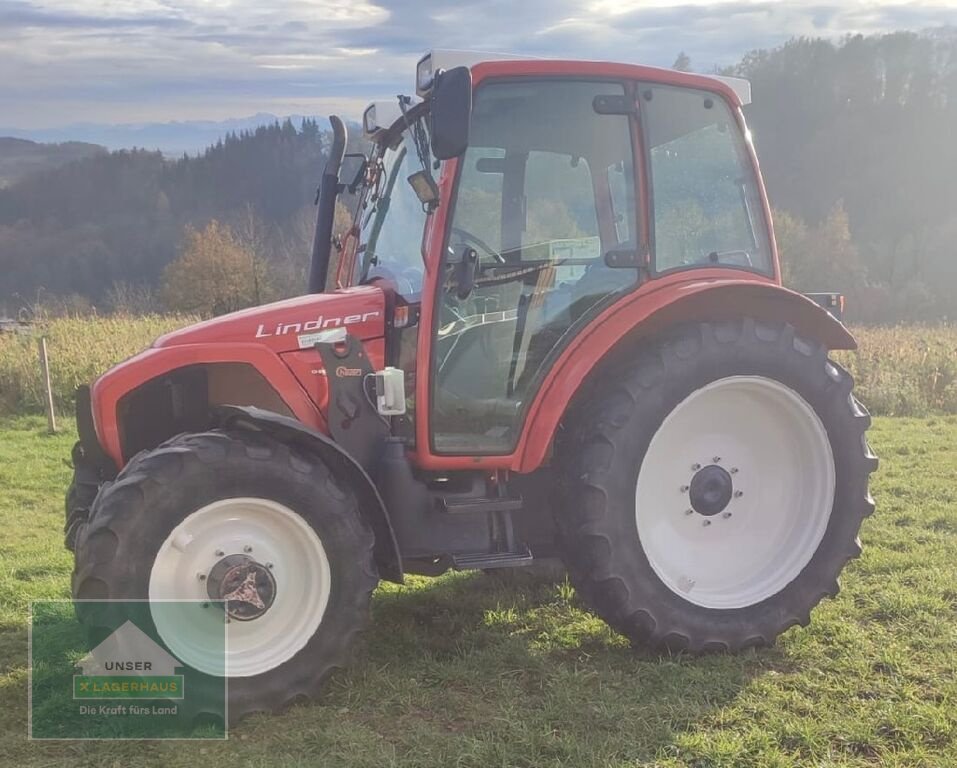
1 31 956 322
0 138 105 188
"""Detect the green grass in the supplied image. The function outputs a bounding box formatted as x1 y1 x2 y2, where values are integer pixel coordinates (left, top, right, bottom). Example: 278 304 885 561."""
2 415 957 766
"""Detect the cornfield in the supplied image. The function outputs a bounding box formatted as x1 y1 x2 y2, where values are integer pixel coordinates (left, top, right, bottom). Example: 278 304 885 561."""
0 317 954 418
832 325 957 416
0 315 195 416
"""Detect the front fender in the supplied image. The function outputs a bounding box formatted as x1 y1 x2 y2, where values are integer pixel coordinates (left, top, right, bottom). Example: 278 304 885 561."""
514 278 856 473
91 342 325 467
213 405 403 584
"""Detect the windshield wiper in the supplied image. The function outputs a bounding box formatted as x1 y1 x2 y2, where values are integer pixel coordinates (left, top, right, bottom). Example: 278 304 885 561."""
358 155 401 283
398 96 438 198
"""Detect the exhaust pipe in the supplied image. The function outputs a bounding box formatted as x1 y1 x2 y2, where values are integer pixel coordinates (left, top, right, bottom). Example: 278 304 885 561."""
309 115 347 294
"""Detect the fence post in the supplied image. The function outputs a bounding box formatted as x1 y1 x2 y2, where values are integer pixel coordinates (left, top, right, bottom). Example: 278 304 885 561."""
38 336 57 434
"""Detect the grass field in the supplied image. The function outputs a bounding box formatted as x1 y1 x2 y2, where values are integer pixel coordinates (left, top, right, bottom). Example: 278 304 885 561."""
1 414 957 766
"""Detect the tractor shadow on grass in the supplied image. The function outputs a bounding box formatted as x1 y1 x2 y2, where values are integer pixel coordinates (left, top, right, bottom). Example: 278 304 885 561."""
344 569 794 761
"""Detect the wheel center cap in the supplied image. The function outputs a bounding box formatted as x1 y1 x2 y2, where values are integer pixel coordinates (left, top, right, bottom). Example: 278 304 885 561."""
688 464 734 517
206 554 276 621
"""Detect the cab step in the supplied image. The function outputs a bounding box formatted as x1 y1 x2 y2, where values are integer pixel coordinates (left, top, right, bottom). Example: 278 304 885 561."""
452 547 534 571
440 495 523 515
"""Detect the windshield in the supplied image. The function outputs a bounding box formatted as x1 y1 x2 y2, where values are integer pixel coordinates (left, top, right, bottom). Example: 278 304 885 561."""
642 84 771 274
354 123 431 298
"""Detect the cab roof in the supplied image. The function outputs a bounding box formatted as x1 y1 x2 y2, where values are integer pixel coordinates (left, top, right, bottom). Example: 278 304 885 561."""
362 50 752 141
416 49 751 105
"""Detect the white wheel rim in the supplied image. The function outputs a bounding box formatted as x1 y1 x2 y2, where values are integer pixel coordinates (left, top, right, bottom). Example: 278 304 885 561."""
635 376 835 610
149 497 331 677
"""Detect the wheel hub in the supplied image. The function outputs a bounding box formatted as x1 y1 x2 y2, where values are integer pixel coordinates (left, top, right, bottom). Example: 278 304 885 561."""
206 554 277 621
688 464 734 517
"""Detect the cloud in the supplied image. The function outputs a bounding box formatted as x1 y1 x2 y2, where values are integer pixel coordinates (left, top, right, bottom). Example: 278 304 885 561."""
0 0 955 128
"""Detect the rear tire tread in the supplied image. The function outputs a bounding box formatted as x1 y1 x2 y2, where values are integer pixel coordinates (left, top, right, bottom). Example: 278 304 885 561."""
557 319 877 652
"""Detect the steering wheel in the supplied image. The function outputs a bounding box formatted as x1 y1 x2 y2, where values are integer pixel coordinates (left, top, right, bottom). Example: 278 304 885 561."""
451 226 506 265
366 264 424 296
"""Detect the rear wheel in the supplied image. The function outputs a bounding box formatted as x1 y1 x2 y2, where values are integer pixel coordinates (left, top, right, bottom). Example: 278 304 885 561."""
72 430 377 722
557 320 877 651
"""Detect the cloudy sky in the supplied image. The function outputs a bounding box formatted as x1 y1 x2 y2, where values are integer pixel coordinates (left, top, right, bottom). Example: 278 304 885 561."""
1 0 955 128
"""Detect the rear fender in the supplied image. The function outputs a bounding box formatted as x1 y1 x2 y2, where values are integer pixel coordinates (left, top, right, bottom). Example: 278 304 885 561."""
213 405 403 584
514 279 856 473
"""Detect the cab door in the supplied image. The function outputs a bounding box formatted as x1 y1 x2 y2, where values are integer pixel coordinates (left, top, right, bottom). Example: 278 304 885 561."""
428 78 641 455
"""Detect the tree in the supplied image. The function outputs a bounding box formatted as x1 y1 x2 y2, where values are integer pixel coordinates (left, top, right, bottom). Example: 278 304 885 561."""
774 203 872 320
162 220 271 316
673 52 692 72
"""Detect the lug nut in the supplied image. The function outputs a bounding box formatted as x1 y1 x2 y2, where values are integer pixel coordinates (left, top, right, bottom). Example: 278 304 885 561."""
713 456 721 463
734 490 744 498
685 509 695 516
197 573 206 581
722 512 732 519
702 520 712 527
680 485 690 493
215 549 224 557
730 467 739 474
266 562 274 569
243 545 253 553
691 463 701 471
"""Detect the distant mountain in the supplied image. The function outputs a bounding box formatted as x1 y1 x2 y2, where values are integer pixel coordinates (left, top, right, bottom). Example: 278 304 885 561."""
0 114 323 156
0 137 106 187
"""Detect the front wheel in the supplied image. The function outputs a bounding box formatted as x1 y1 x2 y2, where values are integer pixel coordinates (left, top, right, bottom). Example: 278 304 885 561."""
71 430 378 722
557 320 877 652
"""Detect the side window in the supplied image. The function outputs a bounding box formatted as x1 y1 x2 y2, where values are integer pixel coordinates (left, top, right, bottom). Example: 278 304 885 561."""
523 151 600 267
432 79 639 454
643 85 772 274
450 147 505 254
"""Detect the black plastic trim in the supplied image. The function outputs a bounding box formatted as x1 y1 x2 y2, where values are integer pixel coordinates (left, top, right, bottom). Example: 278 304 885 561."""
75 385 118 480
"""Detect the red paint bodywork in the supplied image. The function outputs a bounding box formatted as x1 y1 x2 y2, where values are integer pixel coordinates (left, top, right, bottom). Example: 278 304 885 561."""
91 287 386 466
90 58 854 474
154 286 385 352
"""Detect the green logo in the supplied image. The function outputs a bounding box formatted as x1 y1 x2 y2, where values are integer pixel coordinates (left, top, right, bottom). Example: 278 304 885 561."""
73 619 185 700
74 676 185 699
30 601 226 740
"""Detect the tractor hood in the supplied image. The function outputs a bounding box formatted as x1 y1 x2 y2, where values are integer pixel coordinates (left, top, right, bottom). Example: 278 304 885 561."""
153 286 386 354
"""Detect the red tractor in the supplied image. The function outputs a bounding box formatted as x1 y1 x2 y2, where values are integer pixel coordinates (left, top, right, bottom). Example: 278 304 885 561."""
66 51 877 720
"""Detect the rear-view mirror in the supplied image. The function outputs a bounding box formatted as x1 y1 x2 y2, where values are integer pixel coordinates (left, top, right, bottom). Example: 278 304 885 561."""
340 152 368 193
430 66 472 160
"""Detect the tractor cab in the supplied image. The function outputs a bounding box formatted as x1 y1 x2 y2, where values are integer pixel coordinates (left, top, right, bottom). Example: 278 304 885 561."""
316 51 776 461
